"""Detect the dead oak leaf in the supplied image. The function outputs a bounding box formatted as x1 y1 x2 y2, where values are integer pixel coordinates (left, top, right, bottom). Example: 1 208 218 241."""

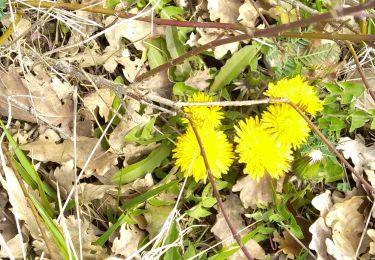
0 68 73 131
207 0 242 23
21 136 117 176
273 230 302 259
84 89 115 122
111 224 144 258
232 175 283 209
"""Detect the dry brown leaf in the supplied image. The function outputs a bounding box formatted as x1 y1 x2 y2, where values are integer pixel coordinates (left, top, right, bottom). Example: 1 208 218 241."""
78 183 116 203
309 217 333 260
232 175 283 209
104 14 164 51
211 194 265 259
337 136 375 187
2 166 39 238
368 229 375 255
0 69 73 131
0 234 28 259
273 230 302 259
207 0 242 23
21 136 117 176
184 69 211 91
187 28 239 59
237 0 258 28
111 224 144 258
53 160 75 199
83 89 115 122
325 196 364 259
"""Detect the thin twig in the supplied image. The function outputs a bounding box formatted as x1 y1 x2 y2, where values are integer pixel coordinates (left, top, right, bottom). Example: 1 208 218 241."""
345 41 375 102
185 116 253 260
17 1 247 32
1 145 59 259
134 2 375 82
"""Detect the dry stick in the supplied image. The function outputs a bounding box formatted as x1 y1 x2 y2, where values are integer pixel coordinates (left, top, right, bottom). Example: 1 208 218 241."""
134 1 375 82
185 116 253 260
345 41 375 102
287 102 375 194
19 1 247 32
1 145 59 260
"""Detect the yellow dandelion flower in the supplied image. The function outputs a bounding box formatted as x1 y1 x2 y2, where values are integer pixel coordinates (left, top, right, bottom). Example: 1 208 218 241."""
234 116 293 181
264 75 323 115
173 126 234 182
262 104 311 149
182 92 224 128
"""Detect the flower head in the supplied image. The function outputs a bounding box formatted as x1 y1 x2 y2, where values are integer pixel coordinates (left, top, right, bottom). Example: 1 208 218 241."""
262 104 311 149
264 75 323 115
173 126 234 182
182 92 224 128
234 116 293 181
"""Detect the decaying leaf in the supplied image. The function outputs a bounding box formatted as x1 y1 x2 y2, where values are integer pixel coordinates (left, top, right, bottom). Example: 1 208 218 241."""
211 194 265 259
84 89 115 122
368 229 375 255
237 0 258 28
143 204 174 239
309 191 367 259
0 234 28 259
53 160 75 198
337 136 375 187
21 135 117 176
0 69 73 131
273 230 302 258
111 224 144 258
232 175 284 209
78 183 116 204
207 0 241 23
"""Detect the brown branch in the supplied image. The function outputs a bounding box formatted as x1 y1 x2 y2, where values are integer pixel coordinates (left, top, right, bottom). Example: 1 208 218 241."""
18 1 247 32
287 102 375 194
345 41 375 102
1 145 59 259
185 116 253 260
280 32 375 42
134 1 375 82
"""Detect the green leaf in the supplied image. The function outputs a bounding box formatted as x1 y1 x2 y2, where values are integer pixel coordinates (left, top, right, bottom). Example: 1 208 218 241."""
210 44 259 92
160 6 184 19
172 82 197 96
338 82 364 104
146 37 169 69
112 142 171 184
323 157 343 183
163 220 180 260
349 110 369 132
165 26 191 81
187 204 212 219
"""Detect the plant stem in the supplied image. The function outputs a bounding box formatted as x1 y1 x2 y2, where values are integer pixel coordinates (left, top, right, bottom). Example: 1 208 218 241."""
345 41 375 103
280 32 375 42
185 116 253 260
18 1 247 32
134 2 375 82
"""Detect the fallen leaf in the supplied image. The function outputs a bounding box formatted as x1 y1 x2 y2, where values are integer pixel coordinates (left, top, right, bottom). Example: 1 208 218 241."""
78 183 116 204
207 0 242 23
368 229 375 255
21 136 118 176
325 196 364 259
111 224 144 258
309 217 333 260
232 175 284 209
53 160 76 199
211 194 265 259
237 0 258 28
84 89 115 122
185 69 211 91
273 230 302 259
143 204 173 239
0 234 28 259
0 69 73 131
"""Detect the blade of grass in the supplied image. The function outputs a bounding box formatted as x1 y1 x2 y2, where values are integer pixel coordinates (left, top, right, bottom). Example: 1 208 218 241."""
0 120 55 216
